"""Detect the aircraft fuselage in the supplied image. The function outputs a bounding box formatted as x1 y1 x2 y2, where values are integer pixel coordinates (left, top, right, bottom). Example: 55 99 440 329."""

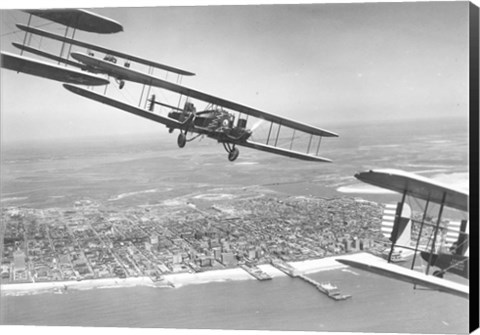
420 251 469 279
168 109 252 143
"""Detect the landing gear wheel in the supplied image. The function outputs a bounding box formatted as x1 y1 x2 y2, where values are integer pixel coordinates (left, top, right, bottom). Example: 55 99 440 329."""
169 128 174 134
228 147 240 161
119 80 125 89
177 133 186 148
223 143 240 162
433 270 444 278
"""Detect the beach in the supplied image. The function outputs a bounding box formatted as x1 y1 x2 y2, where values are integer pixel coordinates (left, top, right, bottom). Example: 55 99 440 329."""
0 253 354 295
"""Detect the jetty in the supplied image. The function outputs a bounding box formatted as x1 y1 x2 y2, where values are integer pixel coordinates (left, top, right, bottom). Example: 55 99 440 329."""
240 265 272 281
297 274 351 301
270 258 299 277
270 258 351 301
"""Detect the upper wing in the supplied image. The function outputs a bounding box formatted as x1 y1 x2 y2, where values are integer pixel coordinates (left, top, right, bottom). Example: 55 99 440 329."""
336 253 469 299
355 169 468 212
63 84 184 130
71 52 338 138
24 9 123 34
1 52 110 86
17 24 195 76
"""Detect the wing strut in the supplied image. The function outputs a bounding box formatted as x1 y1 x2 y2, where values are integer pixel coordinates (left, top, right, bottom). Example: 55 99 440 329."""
307 134 313 154
20 14 32 56
65 27 77 63
411 198 430 272
316 136 322 156
426 192 447 275
289 130 296 150
58 26 70 64
266 122 274 145
143 67 154 109
274 123 282 146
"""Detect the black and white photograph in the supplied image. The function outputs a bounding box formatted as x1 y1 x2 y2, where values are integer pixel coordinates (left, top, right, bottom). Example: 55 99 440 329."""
0 1 476 334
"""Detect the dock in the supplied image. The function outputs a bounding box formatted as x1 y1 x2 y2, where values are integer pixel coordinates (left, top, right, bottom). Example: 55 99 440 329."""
240 265 272 281
297 274 352 301
270 259 299 277
270 258 351 301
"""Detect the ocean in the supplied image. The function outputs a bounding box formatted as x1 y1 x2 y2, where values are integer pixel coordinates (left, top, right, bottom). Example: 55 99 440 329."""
0 117 470 333
0 268 469 333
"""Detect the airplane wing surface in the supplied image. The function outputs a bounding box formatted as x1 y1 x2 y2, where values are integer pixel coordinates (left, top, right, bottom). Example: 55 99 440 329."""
336 253 469 299
1 52 110 86
24 9 123 34
17 25 195 76
355 169 468 212
12 43 89 70
63 84 184 130
239 141 332 162
71 52 338 138
63 84 334 163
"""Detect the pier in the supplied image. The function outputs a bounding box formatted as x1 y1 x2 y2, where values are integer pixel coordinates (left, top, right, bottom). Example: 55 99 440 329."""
297 274 352 301
270 259 299 277
270 259 351 301
240 265 272 281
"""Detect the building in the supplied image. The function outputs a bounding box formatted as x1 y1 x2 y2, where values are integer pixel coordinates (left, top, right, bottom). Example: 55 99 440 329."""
150 234 159 245
221 252 237 266
172 253 182 264
13 250 26 272
212 247 222 260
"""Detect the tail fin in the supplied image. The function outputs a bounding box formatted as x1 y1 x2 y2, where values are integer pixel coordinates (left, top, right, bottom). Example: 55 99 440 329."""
381 203 412 249
147 94 156 112
381 203 413 260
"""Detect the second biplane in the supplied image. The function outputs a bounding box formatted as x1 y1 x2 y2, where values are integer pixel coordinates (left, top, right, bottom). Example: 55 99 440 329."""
1 8 338 163
336 169 469 299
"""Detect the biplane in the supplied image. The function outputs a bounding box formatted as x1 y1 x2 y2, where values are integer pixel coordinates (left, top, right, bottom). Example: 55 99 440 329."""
1 8 338 162
336 169 469 299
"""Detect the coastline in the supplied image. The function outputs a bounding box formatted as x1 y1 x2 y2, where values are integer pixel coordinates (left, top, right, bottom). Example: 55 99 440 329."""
1 253 355 296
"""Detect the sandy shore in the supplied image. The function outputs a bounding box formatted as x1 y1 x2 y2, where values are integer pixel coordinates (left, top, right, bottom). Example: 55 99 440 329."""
1 253 357 295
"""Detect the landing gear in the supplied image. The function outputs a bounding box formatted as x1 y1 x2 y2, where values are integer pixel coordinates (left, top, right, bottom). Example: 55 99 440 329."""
177 132 186 148
115 78 125 89
433 270 444 278
223 143 239 161
228 147 239 161
169 128 174 134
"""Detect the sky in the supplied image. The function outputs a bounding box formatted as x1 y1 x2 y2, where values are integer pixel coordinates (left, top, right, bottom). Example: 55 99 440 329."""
0 1 471 143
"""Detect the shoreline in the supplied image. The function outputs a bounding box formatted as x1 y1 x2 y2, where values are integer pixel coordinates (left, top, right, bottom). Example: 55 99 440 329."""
0 253 359 296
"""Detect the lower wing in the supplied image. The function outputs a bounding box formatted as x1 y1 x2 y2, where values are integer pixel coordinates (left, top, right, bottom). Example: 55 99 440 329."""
335 253 468 299
239 141 332 163
63 84 184 129
1 52 109 86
